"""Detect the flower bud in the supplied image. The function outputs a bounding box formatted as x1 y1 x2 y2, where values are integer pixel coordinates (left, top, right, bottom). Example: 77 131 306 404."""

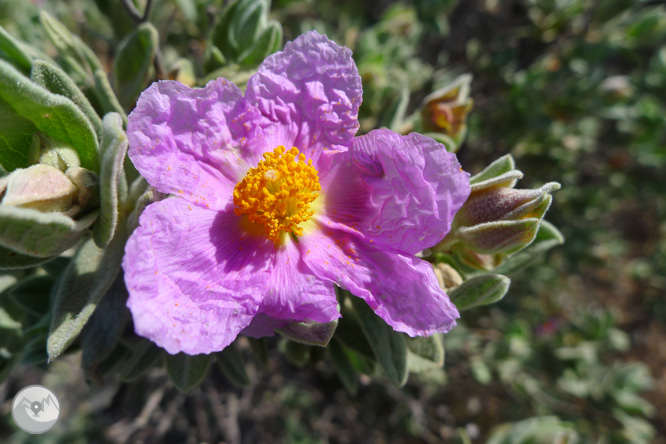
455 183 560 228
421 74 473 145
437 155 560 260
29 132 80 172
65 167 100 212
0 164 78 213
433 262 463 292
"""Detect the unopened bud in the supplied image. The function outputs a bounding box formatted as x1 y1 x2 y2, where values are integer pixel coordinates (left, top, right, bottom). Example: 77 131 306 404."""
29 132 80 171
422 74 473 144
433 263 463 292
65 167 100 211
438 154 560 259
0 164 78 212
455 183 560 228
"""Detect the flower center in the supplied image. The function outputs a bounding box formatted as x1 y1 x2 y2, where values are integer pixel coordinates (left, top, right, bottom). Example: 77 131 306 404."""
233 146 321 245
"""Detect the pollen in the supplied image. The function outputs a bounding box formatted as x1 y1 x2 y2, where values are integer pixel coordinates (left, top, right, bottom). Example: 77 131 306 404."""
233 146 320 245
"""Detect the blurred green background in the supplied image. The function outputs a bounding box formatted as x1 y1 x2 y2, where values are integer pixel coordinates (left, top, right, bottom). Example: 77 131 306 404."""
0 0 664 442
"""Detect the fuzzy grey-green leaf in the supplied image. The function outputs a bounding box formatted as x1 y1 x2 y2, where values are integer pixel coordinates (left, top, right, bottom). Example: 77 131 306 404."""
238 21 282 67
166 353 213 392
81 274 130 373
449 274 511 311
0 98 36 172
493 220 565 275
470 154 516 185
0 59 99 170
31 60 103 137
350 295 408 387
276 319 338 347
0 244 53 270
93 113 128 248
93 69 127 125
0 25 33 73
0 206 97 258
9 275 53 316
216 342 250 387
47 223 127 360
114 23 158 109
406 334 445 373
119 340 163 382
330 339 359 395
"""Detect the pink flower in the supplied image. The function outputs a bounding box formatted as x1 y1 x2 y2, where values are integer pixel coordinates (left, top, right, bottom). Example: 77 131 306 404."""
123 31 471 355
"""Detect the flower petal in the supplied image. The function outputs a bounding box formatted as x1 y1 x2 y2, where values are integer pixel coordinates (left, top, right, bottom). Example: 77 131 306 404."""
320 129 471 255
258 237 339 323
127 78 269 210
299 226 459 336
240 313 289 338
123 197 274 355
245 31 362 169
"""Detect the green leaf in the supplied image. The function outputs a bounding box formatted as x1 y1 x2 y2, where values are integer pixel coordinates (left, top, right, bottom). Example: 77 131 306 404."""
239 21 282 67
211 0 243 60
114 23 158 109
0 25 33 73
31 60 103 137
276 319 338 347
9 275 53 316
449 274 511 311
385 85 410 132
421 132 458 152
80 274 130 374
349 295 408 387
334 288 375 359
216 342 250 387
0 98 36 172
457 218 542 255
247 337 269 370
41 256 70 277
119 339 163 382
487 416 579 444
0 60 99 170
0 287 26 382
282 340 312 367
21 334 49 366
234 0 267 52
493 220 565 275
0 206 97 258
202 63 255 89
329 339 358 395
127 186 165 234
93 69 127 125
470 154 516 185
93 113 128 248
406 334 445 373
39 11 90 82
0 328 24 383
96 343 131 377
0 244 53 270
166 353 213 392
47 224 127 360
203 45 226 73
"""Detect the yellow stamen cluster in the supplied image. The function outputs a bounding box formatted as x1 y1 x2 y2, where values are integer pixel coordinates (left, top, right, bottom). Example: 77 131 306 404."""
233 146 320 245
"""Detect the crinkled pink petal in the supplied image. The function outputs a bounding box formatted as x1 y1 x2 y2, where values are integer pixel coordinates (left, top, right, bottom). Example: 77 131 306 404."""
127 78 271 210
123 197 275 355
319 129 471 255
245 31 362 172
299 226 459 336
258 237 339 322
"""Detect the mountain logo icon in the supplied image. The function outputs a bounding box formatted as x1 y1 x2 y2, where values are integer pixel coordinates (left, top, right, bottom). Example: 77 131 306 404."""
11 385 60 434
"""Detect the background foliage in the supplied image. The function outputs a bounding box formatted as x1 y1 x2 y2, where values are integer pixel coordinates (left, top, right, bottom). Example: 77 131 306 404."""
0 0 664 442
